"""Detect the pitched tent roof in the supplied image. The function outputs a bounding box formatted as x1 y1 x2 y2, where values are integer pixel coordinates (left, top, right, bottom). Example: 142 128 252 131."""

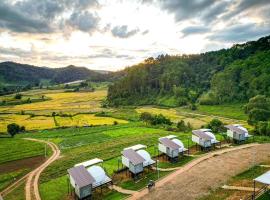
192 130 213 140
68 165 95 188
254 171 270 185
122 149 145 165
124 144 147 151
159 137 180 150
75 158 103 168
225 125 246 135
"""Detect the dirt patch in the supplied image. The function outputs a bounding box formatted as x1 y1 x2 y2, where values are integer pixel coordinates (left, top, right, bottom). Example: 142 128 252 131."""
138 144 270 200
0 156 45 174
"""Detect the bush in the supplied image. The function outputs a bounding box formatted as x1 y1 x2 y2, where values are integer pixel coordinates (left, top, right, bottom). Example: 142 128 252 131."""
140 112 153 124
140 112 172 126
176 120 191 132
189 103 197 110
113 121 118 125
254 121 270 136
206 118 225 133
14 93 22 100
150 114 172 126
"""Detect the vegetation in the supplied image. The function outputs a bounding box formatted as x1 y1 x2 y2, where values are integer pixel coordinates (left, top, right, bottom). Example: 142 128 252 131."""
205 119 225 133
107 35 270 106
7 123 25 137
140 112 172 125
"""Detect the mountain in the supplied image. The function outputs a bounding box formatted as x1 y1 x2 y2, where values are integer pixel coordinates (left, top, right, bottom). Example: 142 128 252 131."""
107 35 270 106
0 62 111 87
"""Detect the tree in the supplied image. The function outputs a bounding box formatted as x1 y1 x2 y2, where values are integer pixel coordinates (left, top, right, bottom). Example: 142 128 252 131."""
246 95 270 124
7 123 21 137
140 112 153 124
206 118 225 133
14 93 22 100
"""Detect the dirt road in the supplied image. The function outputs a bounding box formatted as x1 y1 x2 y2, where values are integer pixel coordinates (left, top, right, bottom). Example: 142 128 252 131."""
24 138 60 200
130 143 270 200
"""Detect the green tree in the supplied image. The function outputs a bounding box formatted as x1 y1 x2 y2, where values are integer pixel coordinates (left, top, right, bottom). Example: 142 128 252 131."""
7 123 21 137
14 93 22 100
206 118 224 133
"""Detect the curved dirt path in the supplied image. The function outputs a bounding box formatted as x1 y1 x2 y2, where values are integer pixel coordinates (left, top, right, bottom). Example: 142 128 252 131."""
130 143 270 200
24 138 60 200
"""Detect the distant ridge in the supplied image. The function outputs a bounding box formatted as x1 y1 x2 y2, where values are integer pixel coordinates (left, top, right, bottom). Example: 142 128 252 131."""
0 62 111 86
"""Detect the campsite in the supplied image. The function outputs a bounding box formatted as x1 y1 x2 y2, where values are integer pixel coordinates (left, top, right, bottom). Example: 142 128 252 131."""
1 1 270 199
0 86 270 200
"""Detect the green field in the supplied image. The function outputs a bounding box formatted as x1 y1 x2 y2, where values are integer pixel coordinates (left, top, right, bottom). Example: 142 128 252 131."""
0 87 267 200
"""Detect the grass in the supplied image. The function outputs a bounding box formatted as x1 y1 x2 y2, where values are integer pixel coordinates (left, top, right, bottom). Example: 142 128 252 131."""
158 155 195 168
3 181 25 200
0 138 45 164
196 103 248 120
257 191 270 200
119 170 171 191
0 169 28 191
40 176 68 200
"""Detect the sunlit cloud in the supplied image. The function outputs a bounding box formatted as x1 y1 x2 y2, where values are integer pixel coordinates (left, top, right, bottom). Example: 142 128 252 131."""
0 0 269 71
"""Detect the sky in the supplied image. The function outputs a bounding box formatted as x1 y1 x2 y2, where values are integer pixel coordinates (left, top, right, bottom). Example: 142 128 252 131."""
0 0 269 71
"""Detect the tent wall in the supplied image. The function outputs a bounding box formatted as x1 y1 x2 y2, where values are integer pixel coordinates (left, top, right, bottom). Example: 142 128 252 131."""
192 135 200 144
129 162 143 174
121 156 129 168
158 143 167 154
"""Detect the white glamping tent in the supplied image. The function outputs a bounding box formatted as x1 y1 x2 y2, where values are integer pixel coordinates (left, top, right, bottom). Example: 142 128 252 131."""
75 158 112 189
158 135 188 161
200 129 220 146
122 144 155 176
225 124 249 143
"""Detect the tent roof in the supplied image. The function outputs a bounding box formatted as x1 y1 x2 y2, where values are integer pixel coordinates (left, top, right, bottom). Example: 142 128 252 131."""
225 125 246 135
124 144 147 151
68 165 95 188
75 158 103 168
159 137 180 150
122 149 145 165
254 171 270 185
192 130 213 140
164 135 177 139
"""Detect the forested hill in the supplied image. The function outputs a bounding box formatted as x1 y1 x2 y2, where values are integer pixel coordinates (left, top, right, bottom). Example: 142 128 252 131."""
0 62 111 87
107 35 270 106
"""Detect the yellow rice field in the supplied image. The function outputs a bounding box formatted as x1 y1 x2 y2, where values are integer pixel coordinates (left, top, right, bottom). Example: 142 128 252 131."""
0 114 127 133
0 90 107 115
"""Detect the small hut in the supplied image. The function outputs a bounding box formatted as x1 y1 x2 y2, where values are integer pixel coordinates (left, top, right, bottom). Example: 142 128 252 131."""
122 144 155 176
225 124 248 143
158 135 187 161
68 165 95 199
200 129 221 147
192 129 213 149
75 158 112 189
68 158 112 199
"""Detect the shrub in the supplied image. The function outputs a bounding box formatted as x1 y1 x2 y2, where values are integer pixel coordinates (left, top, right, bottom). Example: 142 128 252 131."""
113 121 118 125
206 118 225 133
140 112 153 124
14 93 22 100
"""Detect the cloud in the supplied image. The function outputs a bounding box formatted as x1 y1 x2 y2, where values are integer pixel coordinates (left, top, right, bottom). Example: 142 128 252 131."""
111 25 139 38
222 0 270 20
0 0 101 34
181 26 209 37
159 0 215 22
0 1 53 33
208 22 270 42
67 11 100 33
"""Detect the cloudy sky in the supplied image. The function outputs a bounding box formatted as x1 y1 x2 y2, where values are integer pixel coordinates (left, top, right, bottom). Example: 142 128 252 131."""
0 0 269 71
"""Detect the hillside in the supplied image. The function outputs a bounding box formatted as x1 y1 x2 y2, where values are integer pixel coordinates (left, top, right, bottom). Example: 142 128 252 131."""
0 62 111 86
107 35 270 106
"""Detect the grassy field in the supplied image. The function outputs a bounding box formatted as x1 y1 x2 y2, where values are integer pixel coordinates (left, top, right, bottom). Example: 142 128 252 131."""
0 138 45 164
0 88 266 200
